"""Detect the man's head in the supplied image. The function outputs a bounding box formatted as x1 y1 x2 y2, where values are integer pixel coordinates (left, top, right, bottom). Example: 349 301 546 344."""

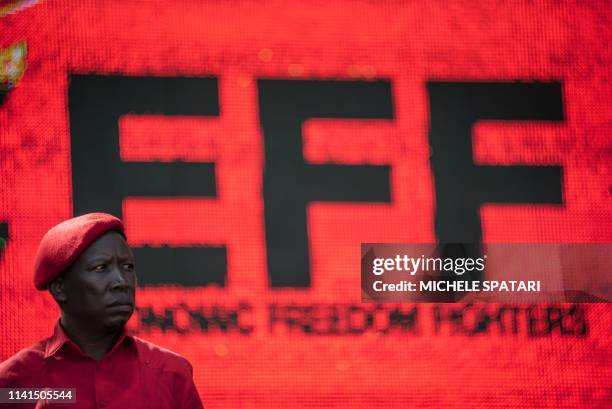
33 213 137 330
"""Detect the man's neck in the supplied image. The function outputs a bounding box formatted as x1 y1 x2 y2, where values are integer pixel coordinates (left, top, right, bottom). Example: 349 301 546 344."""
60 315 123 362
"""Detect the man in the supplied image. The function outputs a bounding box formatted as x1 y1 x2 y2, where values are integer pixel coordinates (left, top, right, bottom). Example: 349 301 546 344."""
0 213 204 409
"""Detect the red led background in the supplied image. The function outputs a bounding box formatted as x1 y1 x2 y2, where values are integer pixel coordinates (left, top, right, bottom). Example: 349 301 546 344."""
1 1 611 407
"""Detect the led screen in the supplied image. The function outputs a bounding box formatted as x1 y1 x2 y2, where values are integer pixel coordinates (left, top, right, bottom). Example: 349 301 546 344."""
0 1 610 407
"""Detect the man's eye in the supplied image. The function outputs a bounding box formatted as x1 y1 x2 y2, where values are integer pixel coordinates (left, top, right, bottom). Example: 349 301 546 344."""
93 265 106 271
123 263 134 270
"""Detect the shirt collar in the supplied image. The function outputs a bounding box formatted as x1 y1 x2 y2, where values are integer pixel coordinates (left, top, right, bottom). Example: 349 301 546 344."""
45 319 132 359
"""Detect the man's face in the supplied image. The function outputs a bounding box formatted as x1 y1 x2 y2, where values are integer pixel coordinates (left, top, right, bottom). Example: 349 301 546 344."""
58 231 137 330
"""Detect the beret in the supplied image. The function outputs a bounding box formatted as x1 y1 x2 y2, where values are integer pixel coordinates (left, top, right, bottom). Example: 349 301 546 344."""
33 213 125 290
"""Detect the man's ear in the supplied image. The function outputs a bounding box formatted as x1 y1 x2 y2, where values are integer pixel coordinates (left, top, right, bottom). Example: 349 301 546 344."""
48 277 67 303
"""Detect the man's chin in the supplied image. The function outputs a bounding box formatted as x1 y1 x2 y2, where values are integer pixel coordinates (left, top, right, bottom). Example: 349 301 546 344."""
102 310 133 329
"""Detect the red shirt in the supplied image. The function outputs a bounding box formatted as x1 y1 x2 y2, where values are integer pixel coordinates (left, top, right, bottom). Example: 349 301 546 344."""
0 321 204 409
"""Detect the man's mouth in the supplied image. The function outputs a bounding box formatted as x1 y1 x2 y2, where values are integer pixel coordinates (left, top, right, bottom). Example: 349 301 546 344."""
107 300 134 309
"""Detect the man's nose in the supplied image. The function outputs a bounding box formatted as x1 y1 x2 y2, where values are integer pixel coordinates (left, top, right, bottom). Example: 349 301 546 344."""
110 266 132 291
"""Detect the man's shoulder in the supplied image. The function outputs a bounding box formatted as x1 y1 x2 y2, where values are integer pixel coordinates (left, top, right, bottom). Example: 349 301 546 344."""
130 336 194 376
0 340 47 385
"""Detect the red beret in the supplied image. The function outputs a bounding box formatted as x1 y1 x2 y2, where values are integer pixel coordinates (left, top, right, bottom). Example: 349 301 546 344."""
33 213 125 290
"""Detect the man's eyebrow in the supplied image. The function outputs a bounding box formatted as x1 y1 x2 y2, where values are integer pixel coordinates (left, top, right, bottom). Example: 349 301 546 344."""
85 254 112 264
117 254 135 261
